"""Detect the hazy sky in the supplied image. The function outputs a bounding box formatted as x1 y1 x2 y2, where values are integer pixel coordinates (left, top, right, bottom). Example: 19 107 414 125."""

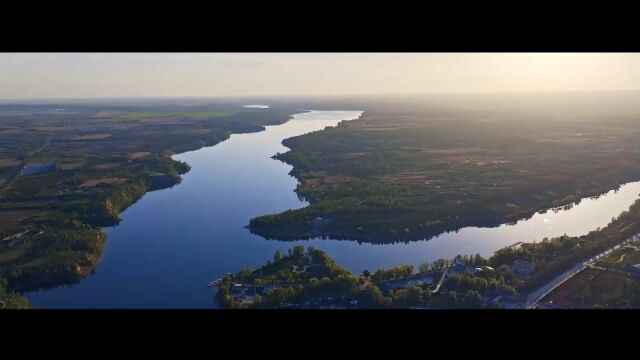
1 53 640 99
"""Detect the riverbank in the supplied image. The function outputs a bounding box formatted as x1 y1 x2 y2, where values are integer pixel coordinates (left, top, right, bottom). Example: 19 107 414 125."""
22 109 640 308
248 104 640 243
1 106 301 304
23 110 364 308
224 196 640 309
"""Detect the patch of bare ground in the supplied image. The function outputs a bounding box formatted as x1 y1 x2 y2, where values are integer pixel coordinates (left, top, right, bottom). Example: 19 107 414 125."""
361 126 405 131
59 162 86 170
92 112 112 118
421 147 481 155
542 267 638 308
70 133 112 140
80 177 128 188
128 151 152 160
0 158 21 168
90 162 119 170
345 152 369 158
32 126 76 132
0 128 20 134
0 208 50 231
168 128 211 135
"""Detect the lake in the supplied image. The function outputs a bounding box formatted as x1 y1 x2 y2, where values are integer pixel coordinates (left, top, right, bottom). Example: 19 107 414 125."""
26 110 640 308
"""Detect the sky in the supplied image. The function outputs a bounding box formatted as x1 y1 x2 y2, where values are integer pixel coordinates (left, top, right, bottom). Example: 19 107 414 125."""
1 53 640 99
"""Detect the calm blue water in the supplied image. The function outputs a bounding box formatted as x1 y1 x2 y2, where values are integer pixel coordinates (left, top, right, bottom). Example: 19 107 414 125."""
26 110 640 308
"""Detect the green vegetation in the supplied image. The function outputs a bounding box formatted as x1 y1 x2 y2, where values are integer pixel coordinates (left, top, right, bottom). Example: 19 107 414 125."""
216 246 387 309
0 102 299 306
490 198 640 293
218 247 518 309
94 111 233 121
228 195 640 308
541 240 640 308
0 277 29 309
542 267 640 308
250 98 640 243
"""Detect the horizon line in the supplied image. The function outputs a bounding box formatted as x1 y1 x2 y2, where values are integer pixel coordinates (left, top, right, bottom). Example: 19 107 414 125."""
3 88 640 103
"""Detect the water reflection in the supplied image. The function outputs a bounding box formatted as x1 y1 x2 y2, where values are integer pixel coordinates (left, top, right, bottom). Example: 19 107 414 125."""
26 110 640 308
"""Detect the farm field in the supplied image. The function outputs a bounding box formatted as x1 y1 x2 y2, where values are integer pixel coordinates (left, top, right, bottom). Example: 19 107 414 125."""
250 94 640 243
0 99 299 299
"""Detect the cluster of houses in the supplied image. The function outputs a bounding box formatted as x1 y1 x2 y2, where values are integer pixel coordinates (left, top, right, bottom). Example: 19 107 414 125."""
229 282 302 305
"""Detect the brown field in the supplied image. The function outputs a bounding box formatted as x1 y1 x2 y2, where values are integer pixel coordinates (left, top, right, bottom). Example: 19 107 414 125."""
0 158 21 168
80 177 129 188
90 162 119 170
70 133 112 140
92 112 112 118
33 126 76 132
0 208 49 231
542 267 639 308
58 161 86 170
361 126 405 131
0 245 29 264
0 128 20 134
168 129 211 135
346 152 369 158
128 151 152 160
421 147 481 155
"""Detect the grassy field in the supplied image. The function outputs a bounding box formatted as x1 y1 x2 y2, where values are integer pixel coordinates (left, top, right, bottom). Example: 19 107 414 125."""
250 93 640 243
542 267 640 308
596 240 640 270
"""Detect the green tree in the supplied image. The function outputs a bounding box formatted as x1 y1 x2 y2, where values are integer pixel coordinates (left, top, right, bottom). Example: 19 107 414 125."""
446 290 458 305
497 265 513 281
293 246 305 258
274 249 282 263
464 290 483 308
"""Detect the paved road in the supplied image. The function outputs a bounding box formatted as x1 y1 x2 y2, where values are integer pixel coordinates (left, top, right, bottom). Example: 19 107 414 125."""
525 233 640 308
432 268 449 294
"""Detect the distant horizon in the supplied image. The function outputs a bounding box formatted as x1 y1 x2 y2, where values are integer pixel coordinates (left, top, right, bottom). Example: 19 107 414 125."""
3 53 640 99
3 88 640 104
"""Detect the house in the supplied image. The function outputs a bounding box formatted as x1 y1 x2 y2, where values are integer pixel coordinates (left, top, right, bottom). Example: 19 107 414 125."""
473 265 495 274
512 259 536 276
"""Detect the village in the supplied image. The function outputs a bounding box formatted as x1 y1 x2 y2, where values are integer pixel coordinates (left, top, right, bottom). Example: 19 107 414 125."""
213 245 543 309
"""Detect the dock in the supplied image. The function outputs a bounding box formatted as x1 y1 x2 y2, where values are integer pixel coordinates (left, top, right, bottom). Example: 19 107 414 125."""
207 278 223 287
207 273 232 287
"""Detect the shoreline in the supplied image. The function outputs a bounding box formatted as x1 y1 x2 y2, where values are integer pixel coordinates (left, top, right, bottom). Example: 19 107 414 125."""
13 113 298 299
249 179 640 244
248 109 640 244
